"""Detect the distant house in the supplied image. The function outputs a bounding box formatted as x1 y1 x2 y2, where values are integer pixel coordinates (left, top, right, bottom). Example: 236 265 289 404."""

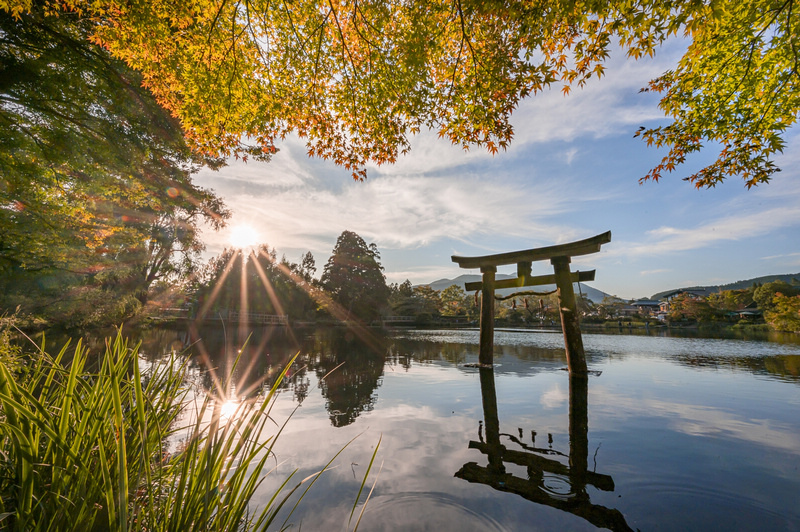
731 301 763 320
659 289 710 301
617 305 640 317
630 299 662 316
654 311 669 322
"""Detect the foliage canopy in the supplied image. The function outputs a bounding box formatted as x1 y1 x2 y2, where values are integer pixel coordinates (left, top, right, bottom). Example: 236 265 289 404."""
0 8 229 325
3 0 797 187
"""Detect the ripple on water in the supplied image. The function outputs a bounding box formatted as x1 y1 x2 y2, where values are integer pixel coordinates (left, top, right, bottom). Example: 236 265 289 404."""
355 492 509 532
620 476 799 530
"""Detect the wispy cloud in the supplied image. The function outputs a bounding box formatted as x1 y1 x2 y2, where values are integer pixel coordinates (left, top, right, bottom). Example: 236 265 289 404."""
641 269 671 275
761 252 800 260
611 204 800 258
199 170 592 257
564 147 579 165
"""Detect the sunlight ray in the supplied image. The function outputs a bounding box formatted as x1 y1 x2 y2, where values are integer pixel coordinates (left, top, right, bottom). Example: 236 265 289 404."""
252 249 288 318
196 250 238 320
187 251 239 401
268 259 386 354
239 250 250 342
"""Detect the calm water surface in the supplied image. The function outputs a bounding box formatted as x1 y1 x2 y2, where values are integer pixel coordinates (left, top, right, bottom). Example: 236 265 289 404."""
95 327 800 530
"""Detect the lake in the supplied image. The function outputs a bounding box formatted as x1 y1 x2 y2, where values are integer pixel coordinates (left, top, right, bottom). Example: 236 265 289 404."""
84 326 800 530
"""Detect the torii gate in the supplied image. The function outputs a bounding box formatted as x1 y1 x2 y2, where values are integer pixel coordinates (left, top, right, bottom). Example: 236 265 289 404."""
451 231 611 375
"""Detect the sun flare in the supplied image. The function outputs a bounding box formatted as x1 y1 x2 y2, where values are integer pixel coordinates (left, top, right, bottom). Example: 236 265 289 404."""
228 224 260 249
218 399 240 421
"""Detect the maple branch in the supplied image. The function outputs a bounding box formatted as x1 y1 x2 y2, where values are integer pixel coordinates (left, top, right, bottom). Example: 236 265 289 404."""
327 0 363 135
204 0 230 55
448 0 465 101
455 0 478 70
750 68 795 138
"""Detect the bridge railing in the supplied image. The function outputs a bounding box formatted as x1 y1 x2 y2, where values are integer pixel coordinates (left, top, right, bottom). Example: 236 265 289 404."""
227 310 289 325
382 316 415 322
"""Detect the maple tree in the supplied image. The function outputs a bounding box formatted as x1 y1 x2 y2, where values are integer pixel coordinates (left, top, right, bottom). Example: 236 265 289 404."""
3 0 796 186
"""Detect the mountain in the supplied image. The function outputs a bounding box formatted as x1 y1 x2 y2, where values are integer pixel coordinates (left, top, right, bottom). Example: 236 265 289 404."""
650 273 800 300
423 274 610 303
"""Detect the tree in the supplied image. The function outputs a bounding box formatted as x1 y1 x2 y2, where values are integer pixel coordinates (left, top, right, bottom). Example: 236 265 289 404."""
193 245 317 321
765 293 800 332
708 288 755 313
754 281 800 311
440 285 471 317
0 8 229 324
411 285 442 317
388 280 418 316
668 293 719 323
292 252 317 284
3 0 796 186
320 231 389 321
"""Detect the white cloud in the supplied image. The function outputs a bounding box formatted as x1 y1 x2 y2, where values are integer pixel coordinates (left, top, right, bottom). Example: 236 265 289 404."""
540 383 568 409
761 252 800 261
611 204 800 258
510 43 683 148
199 171 591 259
563 147 579 165
640 269 671 276
196 141 317 189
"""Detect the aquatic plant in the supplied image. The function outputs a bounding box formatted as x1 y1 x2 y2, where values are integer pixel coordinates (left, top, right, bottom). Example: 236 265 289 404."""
0 329 378 531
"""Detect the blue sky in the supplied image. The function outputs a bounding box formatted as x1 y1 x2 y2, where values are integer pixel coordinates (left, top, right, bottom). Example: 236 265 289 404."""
194 41 800 300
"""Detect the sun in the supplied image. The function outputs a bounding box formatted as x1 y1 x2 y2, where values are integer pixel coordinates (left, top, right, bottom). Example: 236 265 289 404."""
228 224 260 249
218 399 240 421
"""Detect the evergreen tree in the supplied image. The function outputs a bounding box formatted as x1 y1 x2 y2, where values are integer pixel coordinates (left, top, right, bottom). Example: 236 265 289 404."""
320 231 389 321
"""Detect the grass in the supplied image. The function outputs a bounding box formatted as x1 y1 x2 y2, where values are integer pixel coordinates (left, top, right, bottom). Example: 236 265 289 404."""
0 324 379 531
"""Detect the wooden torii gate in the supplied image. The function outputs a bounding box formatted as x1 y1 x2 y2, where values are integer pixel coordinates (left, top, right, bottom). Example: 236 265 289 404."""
451 231 611 374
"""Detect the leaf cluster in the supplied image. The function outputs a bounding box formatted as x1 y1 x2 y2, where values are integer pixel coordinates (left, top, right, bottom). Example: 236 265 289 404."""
5 0 795 185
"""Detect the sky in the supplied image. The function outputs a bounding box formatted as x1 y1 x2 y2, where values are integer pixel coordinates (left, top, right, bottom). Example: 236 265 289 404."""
193 40 800 300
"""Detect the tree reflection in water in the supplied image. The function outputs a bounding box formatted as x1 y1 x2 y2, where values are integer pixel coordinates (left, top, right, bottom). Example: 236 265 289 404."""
186 325 306 403
309 329 388 427
185 326 388 427
456 368 633 532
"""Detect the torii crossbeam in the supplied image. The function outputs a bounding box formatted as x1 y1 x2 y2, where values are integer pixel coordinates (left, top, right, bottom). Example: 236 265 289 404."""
451 231 611 374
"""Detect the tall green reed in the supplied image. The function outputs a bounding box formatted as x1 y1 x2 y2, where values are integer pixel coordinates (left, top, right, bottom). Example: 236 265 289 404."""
0 328 379 531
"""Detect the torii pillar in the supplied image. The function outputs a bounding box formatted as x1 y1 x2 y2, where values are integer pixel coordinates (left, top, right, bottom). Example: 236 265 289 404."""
479 266 496 363
452 231 611 375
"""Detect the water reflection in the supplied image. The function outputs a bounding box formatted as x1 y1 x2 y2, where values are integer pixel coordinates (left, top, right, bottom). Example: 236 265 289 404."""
173 326 390 427
23 326 800 529
307 329 387 427
672 353 800 382
184 325 303 401
456 368 632 531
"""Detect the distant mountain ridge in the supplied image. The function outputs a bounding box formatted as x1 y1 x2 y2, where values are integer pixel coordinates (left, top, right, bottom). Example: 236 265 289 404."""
650 273 800 300
422 274 610 303
419 272 800 304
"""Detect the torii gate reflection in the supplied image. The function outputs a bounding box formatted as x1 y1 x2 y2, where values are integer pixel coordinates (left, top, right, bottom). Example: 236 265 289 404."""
455 369 633 532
